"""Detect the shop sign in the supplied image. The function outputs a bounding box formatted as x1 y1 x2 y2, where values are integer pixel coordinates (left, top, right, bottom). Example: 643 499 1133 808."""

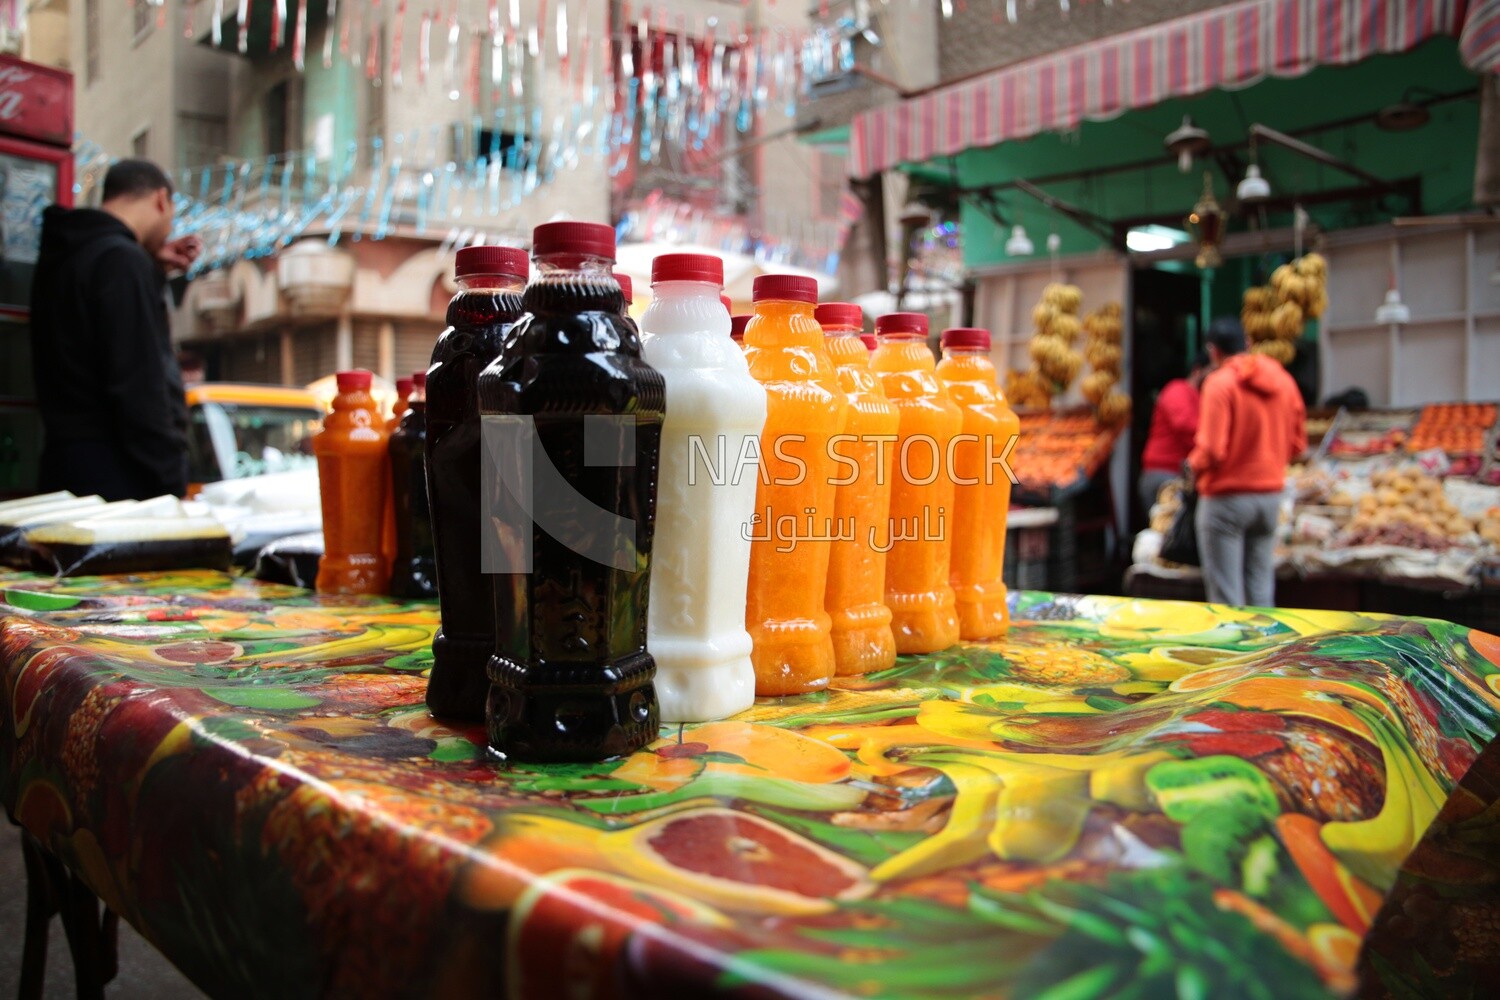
0 55 74 147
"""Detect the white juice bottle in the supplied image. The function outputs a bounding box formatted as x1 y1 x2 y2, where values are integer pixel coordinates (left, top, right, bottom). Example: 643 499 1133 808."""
639 253 768 721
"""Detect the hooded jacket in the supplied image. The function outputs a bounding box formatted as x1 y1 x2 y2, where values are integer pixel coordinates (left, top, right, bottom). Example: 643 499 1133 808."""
30 206 187 500
1187 353 1306 496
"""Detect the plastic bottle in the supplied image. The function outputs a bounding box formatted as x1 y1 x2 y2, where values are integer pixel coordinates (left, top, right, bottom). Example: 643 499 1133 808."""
615 272 634 315
743 275 848 694
390 376 414 428
424 244 529 720
730 314 750 348
389 371 436 599
380 374 416 567
314 369 390 594
937 327 1019 639
478 221 664 761
639 253 766 721
815 303 898 676
870 313 962 654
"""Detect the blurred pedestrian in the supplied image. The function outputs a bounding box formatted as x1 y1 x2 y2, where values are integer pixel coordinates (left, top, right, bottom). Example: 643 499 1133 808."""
1138 351 1208 515
30 159 202 500
1188 319 1306 607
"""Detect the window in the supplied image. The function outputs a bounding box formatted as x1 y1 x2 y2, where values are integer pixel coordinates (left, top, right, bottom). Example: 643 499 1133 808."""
85 0 100 83
133 0 154 42
132 128 150 159
187 403 322 484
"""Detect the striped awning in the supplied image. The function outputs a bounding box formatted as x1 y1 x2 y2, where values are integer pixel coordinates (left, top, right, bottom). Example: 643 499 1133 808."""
848 0 1500 178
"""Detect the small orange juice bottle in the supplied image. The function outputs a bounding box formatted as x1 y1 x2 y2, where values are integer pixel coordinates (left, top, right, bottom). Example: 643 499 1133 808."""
314 369 390 594
936 327 1020 639
816 302 897 676
744 276 849 694
870 313 961 654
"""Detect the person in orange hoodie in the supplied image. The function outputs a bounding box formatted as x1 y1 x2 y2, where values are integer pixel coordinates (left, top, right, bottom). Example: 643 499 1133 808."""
1188 318 1306 607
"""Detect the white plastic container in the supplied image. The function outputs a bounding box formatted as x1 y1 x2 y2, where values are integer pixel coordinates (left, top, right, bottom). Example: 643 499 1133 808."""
639 253 768 722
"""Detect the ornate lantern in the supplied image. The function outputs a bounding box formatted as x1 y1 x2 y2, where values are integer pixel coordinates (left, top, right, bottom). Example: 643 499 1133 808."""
1185 172 1225 270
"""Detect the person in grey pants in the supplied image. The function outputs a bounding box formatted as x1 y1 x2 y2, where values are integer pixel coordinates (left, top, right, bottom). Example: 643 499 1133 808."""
1196 492 1283 607
1187 319 1306 607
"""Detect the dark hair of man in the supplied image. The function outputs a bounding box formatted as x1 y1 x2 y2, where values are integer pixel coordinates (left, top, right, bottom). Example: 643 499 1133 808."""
102 159 174 203
1206 317 1246 356
1191 350 1211 371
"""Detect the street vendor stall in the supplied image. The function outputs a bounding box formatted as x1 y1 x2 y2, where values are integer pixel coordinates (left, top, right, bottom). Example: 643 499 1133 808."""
4 569 1500 998
1130 403 1500 629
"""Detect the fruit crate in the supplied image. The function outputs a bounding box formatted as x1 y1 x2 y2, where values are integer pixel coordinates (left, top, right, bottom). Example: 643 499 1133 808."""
1320 407 1419 463
1405 401 1498 477
1010 406 1124 505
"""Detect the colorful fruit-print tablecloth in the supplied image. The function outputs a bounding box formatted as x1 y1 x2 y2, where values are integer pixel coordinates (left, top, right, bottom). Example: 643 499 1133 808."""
4 570 1500 999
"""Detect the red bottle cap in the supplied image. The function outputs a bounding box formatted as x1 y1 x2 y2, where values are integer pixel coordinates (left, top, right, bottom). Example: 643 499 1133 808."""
815 302 862 330
395 376 414 397
720 293 732 311
941 327 991 350
532 221 616 262
336 369 373 392
875 312 929 337
412 370 428 389
730 315 751 341
614 272 633 302
652 253 724 286
753 274 818 304
860 334 879 351
454 244 529 280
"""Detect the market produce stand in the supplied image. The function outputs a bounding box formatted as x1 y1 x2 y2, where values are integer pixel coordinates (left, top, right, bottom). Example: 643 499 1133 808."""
4 571 1500 999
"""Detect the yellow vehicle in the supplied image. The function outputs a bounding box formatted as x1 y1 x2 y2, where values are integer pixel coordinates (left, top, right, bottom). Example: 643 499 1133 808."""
185 383 324 495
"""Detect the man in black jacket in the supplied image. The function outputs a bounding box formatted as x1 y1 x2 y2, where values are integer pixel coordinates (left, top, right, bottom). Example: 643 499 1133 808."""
30 160 202 500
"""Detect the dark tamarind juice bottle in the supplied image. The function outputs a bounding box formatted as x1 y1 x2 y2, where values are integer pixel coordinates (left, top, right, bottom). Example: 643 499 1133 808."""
424 245 529 719
478 221 664 761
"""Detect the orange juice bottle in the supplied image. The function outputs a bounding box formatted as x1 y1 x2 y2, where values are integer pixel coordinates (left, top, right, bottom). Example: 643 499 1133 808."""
815 302 897 676
314 369 390 594
730 314 750 348
870 313 961 653
937 327 1019 639
744 276 848 694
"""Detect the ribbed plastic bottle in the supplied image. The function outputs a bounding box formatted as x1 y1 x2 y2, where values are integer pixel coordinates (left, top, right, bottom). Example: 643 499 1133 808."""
478 221 664 761
870 312 962 653
743 275 848 694
639 253 766 721
388 371 436 600
314 369 390 594
730 314 750 348
937 328 1019 639
424 245 529 720
816 302 897 676
380 375 416 569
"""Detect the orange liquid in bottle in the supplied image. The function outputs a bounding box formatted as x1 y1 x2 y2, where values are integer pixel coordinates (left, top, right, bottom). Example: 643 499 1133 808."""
870 313 961 654
744 278 848 694
936 328 1019 639
315 369 390 594
817 303 897 676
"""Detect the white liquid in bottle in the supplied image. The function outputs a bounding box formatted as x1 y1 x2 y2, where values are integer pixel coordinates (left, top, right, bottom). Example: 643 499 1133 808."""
639 257 768 721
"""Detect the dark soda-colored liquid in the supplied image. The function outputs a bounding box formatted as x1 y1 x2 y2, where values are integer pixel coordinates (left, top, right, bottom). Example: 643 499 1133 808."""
424 286 525 719
388 403 436 599
478 273 664 761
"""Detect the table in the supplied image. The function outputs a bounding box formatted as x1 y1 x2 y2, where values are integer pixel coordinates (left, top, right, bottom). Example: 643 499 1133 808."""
4 570 1500 999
